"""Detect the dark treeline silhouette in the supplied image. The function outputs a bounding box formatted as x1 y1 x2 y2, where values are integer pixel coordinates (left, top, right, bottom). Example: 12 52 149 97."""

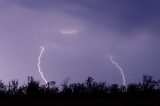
0 75 160 99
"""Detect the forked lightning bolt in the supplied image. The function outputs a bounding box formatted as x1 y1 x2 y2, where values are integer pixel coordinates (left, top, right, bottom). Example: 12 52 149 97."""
109 56 127 88
38 46 48 84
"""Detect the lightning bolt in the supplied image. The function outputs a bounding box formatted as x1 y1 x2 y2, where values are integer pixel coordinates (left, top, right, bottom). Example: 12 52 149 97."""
38 46 48 84
109 56 127 88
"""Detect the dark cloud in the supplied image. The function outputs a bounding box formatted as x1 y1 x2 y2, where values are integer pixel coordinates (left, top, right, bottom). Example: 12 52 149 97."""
6 0 160 37
65 0 160 37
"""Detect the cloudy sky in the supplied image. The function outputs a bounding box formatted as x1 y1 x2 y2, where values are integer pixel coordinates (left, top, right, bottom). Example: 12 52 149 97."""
0 0 160 85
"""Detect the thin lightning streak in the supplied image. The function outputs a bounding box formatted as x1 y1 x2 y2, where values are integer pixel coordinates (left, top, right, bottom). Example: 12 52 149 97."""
38 46 48 84
109 56 127 88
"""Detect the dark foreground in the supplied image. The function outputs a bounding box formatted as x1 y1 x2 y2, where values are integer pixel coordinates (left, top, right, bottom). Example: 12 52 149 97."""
0 99 160 106
0 75 160 105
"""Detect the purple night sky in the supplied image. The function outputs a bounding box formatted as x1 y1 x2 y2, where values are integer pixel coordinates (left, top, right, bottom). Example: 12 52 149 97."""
0 0 160 85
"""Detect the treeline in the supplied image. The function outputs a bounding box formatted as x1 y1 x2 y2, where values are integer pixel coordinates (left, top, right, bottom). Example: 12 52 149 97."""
0 75 160 99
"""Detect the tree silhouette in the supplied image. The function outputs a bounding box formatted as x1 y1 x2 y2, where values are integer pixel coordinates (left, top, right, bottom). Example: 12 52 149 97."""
26 76 40 98
142 75 156 91
0 74 158 99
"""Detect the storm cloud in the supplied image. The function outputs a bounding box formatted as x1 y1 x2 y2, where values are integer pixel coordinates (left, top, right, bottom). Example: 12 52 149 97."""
0 0 160 85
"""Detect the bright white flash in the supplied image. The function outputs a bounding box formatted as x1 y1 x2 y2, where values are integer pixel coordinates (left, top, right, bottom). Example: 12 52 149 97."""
38 46 48 84
60 29 79 35
109 56 127 88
